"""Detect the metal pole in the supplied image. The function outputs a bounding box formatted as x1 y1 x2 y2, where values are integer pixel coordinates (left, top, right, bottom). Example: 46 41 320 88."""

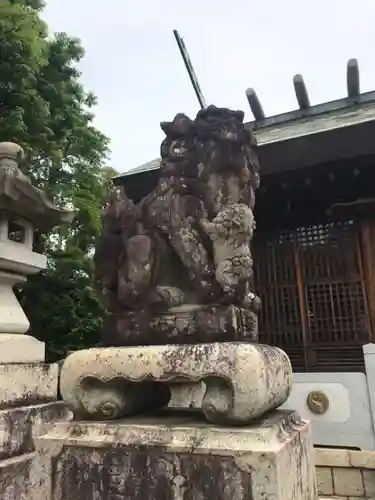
173 30 207 109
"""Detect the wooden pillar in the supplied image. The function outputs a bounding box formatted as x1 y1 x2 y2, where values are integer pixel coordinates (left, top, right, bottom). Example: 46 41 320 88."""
359 214 375 340
293 246 311 371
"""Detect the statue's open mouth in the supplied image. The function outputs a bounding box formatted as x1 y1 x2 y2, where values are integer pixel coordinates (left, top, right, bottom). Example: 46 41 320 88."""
171 145 188 156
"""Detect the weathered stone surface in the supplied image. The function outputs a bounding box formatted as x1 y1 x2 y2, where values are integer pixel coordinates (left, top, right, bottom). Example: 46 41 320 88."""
0 334 45 363
0 363 58 408
0 452 34 500
349 449 375 469
316 467 334 496
0 400 72 499
363 469 375 497
95 106 261 346
332 467 364 497
34 410 317 500
315 448 351 468
0 401 71 461
104 304 258 346
169 382 204 409
60 342 292 425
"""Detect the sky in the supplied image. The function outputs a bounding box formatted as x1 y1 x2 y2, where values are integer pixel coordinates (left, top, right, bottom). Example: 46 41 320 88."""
42 0 375 174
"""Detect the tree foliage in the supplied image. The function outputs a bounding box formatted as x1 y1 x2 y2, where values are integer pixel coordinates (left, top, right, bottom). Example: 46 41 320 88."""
0 0 114 359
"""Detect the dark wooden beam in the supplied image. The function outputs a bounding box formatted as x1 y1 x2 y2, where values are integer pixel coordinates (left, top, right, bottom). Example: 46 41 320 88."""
293 74 311 109
347 58 360 98
246 88 265 121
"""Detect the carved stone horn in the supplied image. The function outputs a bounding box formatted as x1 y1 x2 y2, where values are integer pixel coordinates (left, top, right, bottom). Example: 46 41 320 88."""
233 110 245 123
160 113 194 136
160 121 172 135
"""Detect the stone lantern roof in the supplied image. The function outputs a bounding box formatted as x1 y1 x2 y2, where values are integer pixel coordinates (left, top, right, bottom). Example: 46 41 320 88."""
0 142 74 230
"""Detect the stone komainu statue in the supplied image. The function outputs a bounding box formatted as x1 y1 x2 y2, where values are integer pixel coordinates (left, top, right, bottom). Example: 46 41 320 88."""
95 105 261 347
60 106 292 427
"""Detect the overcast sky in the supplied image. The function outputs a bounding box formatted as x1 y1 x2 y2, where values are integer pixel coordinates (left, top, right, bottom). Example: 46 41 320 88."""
42 0 375 174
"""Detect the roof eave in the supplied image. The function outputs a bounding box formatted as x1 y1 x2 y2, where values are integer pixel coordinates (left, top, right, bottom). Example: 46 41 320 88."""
114 90 375 181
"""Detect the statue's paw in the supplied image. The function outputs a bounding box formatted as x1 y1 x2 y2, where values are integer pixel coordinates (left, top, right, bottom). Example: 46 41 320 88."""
201 279 221 302
242 292 261 312
153 286 185 308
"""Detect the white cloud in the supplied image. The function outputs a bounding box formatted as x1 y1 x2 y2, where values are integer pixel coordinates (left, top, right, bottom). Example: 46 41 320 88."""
42 0 375 172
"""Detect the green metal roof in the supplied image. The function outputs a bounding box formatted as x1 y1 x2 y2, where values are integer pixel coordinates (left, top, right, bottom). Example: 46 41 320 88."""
115 59 375 180
120 158 161 177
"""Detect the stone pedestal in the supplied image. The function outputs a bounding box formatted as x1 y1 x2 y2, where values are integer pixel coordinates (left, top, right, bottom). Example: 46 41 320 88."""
33 410 317 500
0 363 72 499
0 334 45 363
104 305 259 346
60 342 292 425
0 362 58 406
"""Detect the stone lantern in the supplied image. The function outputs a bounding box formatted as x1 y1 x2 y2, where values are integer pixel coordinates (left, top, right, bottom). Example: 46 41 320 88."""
0 142 74 362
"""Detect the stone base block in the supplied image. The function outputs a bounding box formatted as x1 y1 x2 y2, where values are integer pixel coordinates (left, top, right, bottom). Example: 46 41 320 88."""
0 334 45 363
0 401 72 461
34 410 318 500
103 304 258 346
60 342 292 424
0 401 72 500
0 362 58 408
0 452 35 499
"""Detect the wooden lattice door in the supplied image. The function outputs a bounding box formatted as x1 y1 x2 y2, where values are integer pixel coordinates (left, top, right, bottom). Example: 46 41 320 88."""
253 218 371 372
